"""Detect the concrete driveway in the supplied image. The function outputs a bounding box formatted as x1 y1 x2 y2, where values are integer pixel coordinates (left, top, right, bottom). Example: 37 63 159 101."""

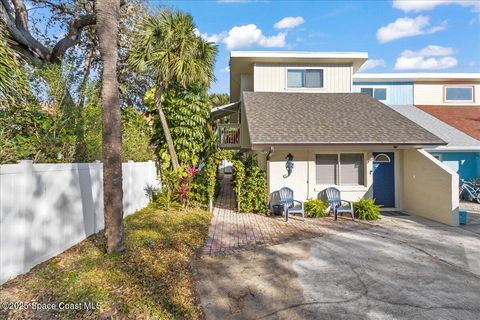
195 214 480 319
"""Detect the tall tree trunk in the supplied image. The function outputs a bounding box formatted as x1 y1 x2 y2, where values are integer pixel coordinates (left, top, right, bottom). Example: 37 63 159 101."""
76 44 96 109
96 0 124 253
155 86 180 170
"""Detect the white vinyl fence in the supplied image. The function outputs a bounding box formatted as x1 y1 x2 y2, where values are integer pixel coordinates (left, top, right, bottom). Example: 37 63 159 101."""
0 160 159 284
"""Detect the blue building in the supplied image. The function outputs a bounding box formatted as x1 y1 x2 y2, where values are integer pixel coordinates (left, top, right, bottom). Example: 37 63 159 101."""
353 73 480 181
352 81 413 105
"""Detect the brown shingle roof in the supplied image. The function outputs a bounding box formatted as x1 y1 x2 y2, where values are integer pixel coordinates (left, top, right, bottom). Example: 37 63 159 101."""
243 92 446 146
416 105 480 141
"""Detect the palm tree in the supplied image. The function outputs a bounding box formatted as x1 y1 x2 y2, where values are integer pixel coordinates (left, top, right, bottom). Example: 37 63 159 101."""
95 0 124 253
128 11 217 170
209 93 230 107
0 24 29 105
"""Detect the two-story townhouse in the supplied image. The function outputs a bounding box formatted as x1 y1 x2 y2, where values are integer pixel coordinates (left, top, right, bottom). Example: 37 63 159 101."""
212 51 460 226
353 73 480 181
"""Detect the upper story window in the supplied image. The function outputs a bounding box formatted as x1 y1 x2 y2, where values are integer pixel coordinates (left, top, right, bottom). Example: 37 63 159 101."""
287 69 324 88
360 87 387 101
445 86 474 102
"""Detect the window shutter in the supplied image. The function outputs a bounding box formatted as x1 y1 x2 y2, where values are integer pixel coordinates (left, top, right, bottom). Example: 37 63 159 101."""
340 154 364 186
315 154 337 184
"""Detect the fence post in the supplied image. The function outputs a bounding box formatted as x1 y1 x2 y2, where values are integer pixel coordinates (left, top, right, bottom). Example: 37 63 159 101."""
147 160 155 187
18 160 34 274
128 160 134 215
94 160 102 232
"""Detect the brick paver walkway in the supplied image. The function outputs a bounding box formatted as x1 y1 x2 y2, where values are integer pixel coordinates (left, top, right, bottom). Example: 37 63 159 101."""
202 174 372 256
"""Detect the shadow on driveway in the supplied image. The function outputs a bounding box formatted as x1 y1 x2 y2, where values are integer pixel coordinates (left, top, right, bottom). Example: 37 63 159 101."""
195 215 480 320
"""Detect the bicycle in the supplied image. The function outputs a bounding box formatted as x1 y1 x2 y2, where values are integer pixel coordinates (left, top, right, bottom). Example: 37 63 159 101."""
460 179 480 204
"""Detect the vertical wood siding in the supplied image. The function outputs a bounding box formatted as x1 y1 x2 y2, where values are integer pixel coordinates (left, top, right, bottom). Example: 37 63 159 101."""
414 82 480 106
254 63 352 93
352 81 414 105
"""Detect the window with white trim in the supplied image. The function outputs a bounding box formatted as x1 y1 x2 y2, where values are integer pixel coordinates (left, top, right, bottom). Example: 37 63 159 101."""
360 87 387 101
315 153 365 186
287 69 324 88
445 86 473 102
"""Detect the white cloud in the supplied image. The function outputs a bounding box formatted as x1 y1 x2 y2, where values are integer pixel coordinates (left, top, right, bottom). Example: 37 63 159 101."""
223 24 286 49
377 16 447 43
400 45 455 57
221 66 230 73
274 16 305 29
358 59 386 71
470 14 480 24
394 45 458 70
393 0 480 13
194 29 227 43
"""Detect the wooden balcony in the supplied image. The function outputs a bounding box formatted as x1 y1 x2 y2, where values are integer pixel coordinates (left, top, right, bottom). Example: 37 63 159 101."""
217 124 241 149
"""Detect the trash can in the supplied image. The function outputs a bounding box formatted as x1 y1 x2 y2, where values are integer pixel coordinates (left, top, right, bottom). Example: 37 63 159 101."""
459 210 467 225
272 204 284 216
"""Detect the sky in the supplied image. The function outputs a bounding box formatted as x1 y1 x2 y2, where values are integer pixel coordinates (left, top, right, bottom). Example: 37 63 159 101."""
156 0 480 94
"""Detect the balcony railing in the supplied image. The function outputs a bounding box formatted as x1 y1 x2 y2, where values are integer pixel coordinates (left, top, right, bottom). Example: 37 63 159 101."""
217 123 241 149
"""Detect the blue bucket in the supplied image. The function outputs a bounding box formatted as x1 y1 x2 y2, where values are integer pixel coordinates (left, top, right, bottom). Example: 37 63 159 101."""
459 210 467 225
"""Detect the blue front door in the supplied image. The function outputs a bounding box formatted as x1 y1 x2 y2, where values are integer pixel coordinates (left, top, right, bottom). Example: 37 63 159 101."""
373 152 395 208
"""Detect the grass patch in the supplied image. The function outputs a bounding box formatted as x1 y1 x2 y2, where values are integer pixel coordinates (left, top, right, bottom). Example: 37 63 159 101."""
0 206 212 319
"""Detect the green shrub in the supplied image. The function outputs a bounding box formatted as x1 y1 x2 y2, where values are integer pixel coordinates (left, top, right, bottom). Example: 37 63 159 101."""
304 199 329 218
353 198 381 220
232 155 267 213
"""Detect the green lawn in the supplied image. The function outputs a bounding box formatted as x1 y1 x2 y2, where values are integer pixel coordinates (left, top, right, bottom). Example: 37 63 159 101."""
0 207 212 319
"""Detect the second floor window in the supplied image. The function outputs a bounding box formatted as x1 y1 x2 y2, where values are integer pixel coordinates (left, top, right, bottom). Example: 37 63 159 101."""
445 86 474 102
287 69 324 88
361 87 387 101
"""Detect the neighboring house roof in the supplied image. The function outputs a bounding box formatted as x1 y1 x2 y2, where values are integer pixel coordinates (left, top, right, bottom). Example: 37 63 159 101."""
210 101 240 120
388 105 480 151
353 73 480 82
242 92 446 147
416 106 480 141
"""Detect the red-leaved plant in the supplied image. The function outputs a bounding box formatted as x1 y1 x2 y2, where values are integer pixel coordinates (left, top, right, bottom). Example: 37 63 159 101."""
178 166 199 209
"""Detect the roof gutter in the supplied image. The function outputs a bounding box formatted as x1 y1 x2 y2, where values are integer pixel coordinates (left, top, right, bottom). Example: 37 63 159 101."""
251 142 447 151
425 146 480 152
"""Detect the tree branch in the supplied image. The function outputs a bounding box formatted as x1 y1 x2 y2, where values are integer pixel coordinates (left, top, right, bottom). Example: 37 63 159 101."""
0 0 15 21
1 0 124 65
11 0 28 30
29 0 75 16
50 13 96 63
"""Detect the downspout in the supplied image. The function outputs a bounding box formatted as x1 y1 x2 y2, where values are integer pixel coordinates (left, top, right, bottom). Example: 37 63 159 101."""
266 146 274 206
307 150 310 199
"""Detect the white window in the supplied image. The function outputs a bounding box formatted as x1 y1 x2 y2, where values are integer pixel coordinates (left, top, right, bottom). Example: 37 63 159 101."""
287 69 324 88
361 87 387 101
315 154 365 186
445 86 474 102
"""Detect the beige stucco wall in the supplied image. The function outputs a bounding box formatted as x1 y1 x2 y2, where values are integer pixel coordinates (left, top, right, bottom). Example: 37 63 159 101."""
414 82 480 106
239 100 251 149
240 74 253 97
403 149 459 226
266 149 403 207
253 63 352 93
